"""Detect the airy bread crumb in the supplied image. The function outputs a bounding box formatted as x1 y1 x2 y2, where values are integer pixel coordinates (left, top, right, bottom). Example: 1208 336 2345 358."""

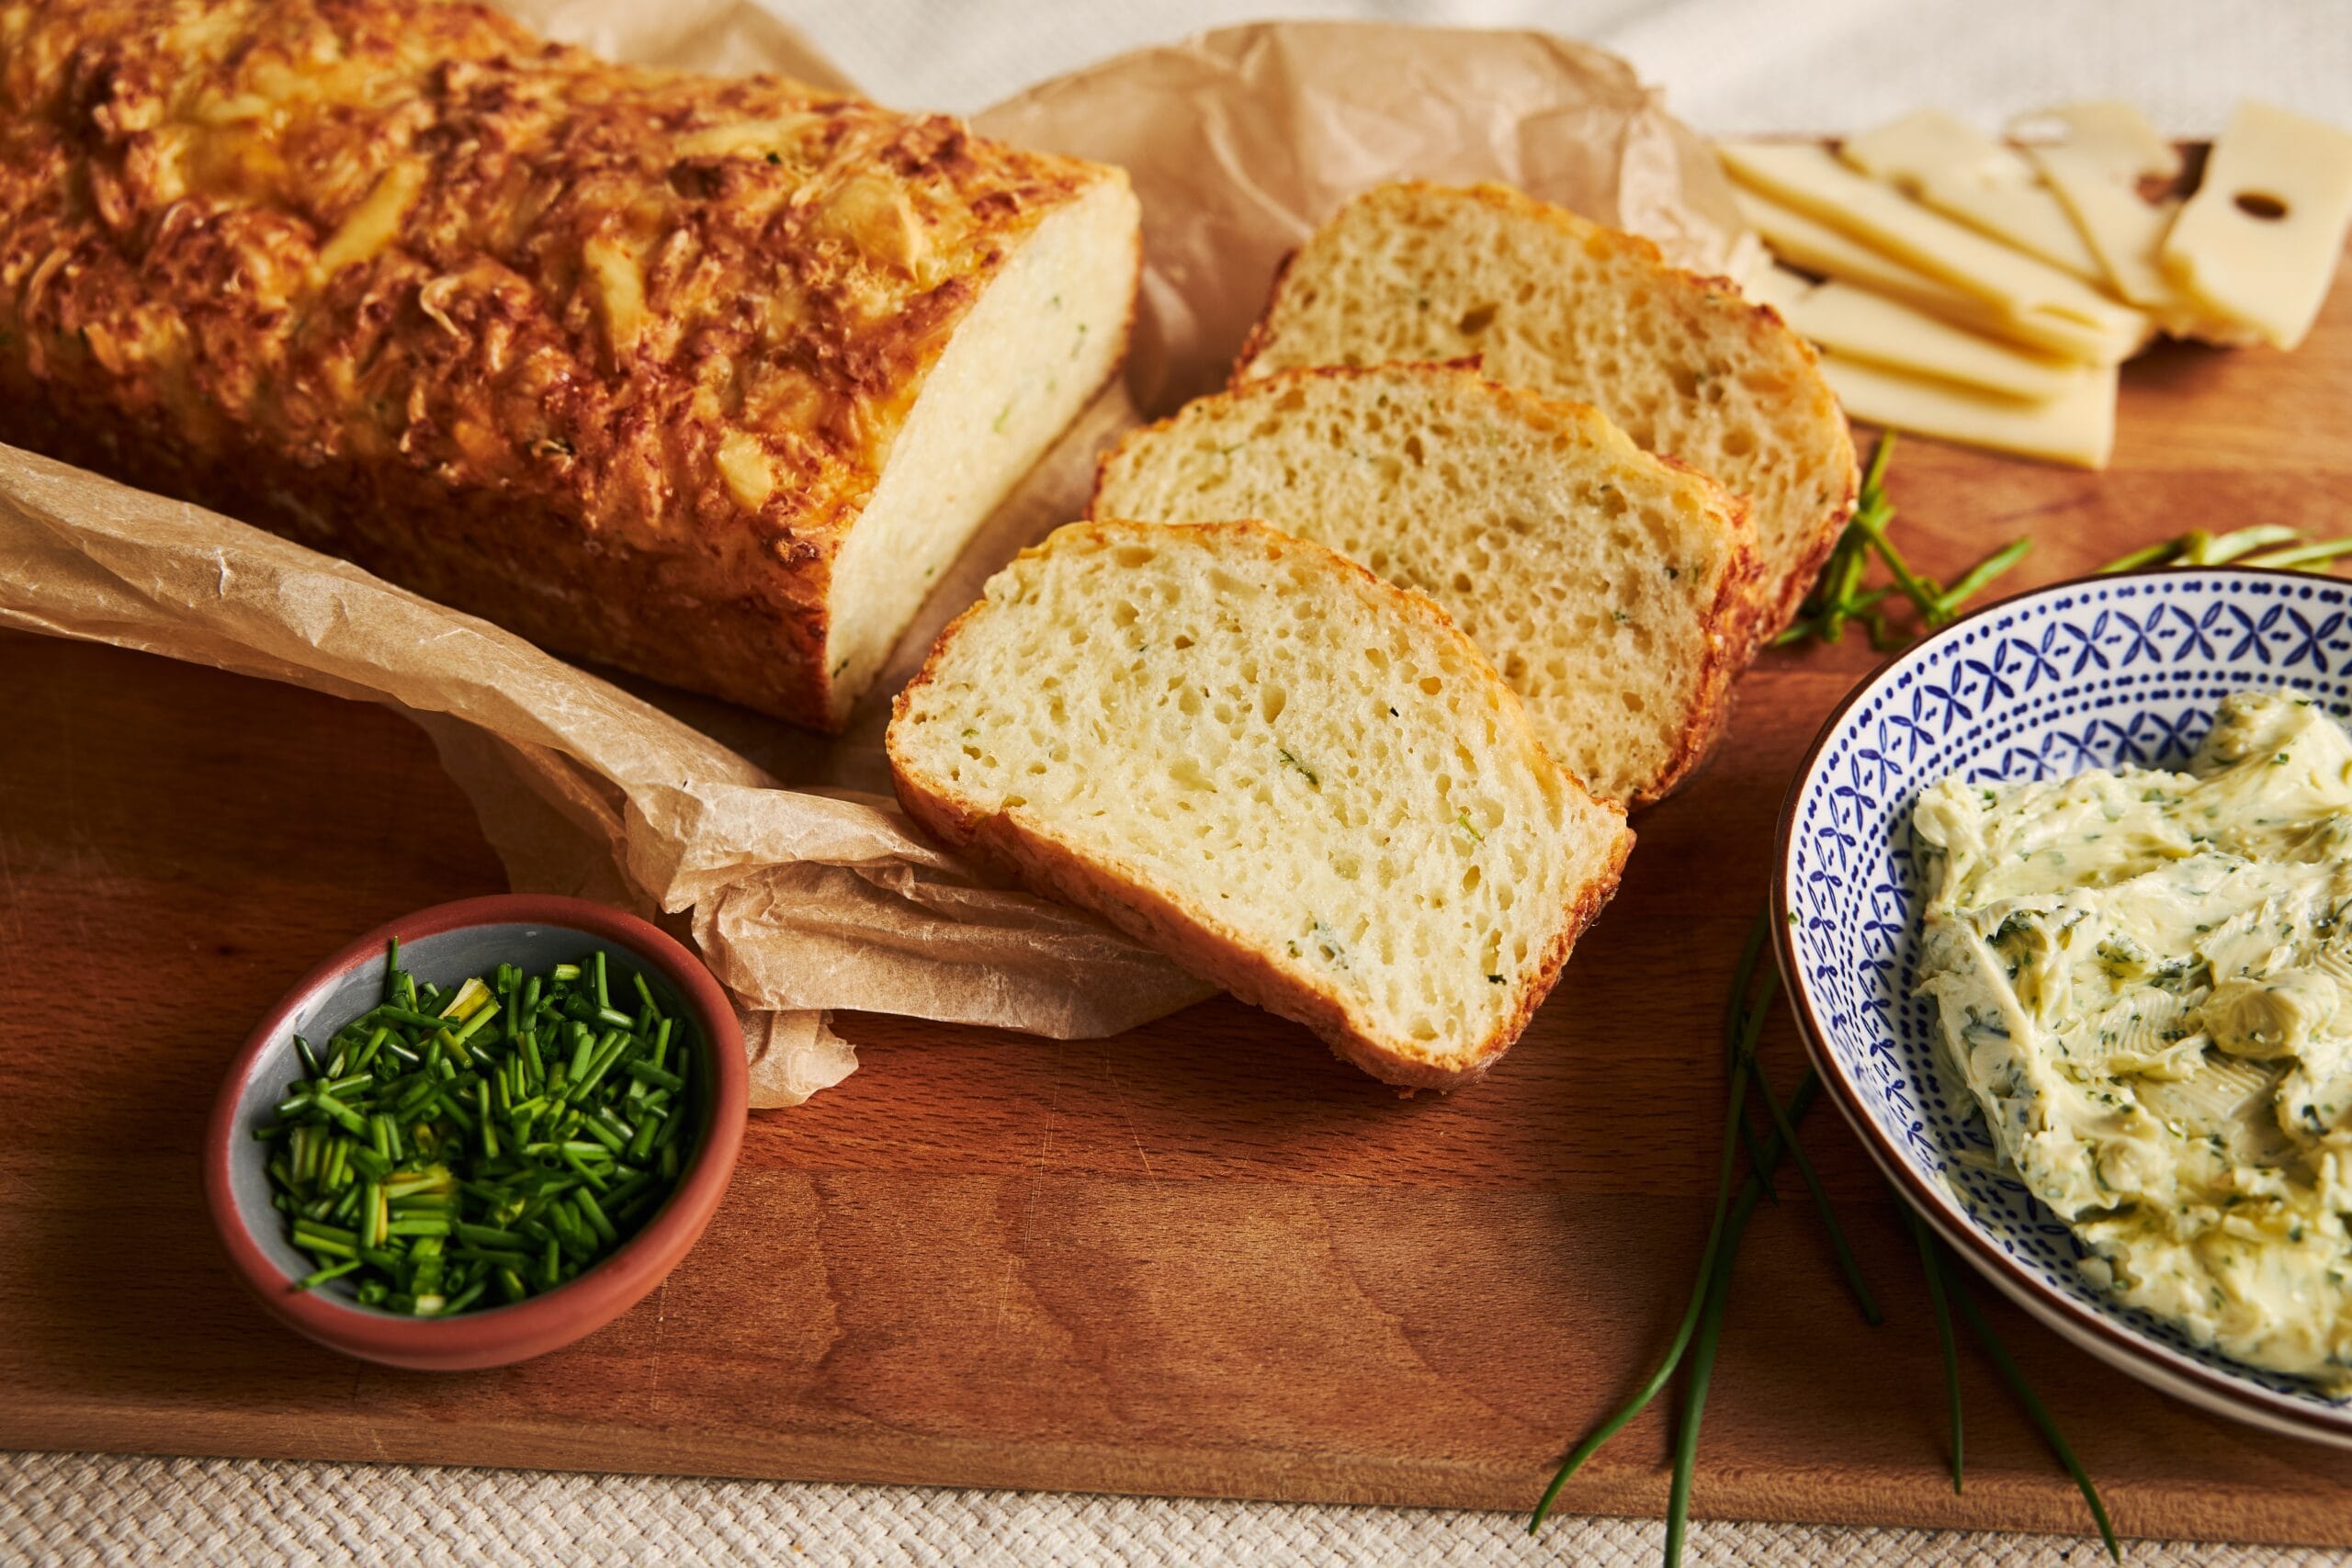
887 519 1633 1089
1236 181 1856 634
1091 364 1759 806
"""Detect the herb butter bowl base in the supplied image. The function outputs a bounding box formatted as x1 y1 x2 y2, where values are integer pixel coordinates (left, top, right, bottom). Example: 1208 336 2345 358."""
202 895 747 1371
1773 567 2352 1448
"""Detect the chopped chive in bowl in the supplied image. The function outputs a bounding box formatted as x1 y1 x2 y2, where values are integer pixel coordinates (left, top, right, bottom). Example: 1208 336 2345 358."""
256 939 696 1316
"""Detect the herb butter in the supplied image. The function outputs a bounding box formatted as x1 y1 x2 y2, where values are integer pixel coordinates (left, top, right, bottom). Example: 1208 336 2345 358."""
1914 690 2352 1392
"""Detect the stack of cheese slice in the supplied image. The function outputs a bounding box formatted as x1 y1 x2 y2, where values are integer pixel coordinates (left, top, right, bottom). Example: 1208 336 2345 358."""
1720 101 2352 468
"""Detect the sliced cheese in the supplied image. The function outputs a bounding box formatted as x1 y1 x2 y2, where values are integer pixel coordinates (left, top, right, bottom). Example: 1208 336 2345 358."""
2161 101 2352 351
1840 109 2106 282
1821 355 2117 469
1735 186 2099 362
2016 102 2187 317
1735 186 1970 305
1752 266 2083 400
1719 141 2151 365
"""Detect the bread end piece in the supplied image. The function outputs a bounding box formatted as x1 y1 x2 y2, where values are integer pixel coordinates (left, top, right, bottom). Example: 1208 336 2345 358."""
888 518 1634 1089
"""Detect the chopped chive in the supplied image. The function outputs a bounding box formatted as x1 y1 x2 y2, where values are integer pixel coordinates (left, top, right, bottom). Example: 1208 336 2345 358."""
296 1259 363 1292
574 1188 619 1246
255 952 696 1317
625 1060 684 1092
628 1108 663 1162
450 1000 502 1044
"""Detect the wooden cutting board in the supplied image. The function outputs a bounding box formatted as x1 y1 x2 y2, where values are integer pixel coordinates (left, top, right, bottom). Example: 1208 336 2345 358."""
6 253 2352 1552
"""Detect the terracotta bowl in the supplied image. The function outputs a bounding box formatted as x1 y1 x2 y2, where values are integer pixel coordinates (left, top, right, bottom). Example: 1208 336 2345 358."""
202 894 746 1371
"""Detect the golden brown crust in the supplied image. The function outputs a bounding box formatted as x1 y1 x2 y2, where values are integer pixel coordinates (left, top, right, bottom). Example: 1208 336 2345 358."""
1227 243 1297 388
1230 179 1859 640
0 0 1121 728
887 517 1634 1090
1088 362 1765 810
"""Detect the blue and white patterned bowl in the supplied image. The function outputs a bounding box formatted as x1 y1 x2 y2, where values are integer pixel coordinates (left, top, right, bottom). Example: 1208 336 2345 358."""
1773 567 2352 1448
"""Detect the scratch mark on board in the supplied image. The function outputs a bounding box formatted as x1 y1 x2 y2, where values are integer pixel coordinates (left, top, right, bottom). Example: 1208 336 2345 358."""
996 1041 1070 1332
1102 1056 1156 1179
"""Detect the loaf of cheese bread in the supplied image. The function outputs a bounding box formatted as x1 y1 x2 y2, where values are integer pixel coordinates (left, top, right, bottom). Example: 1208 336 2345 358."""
0 0 1140 728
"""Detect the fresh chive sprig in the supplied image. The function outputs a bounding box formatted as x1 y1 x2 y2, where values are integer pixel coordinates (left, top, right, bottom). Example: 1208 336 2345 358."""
1532 907 2121 1564
1777 434 2033 650
2098 523 2352 576
1779 433 2352 655
1905 1205 1965 1497
257 942 695 1316
1909 1211 2121 1561
1529 908 1852 1546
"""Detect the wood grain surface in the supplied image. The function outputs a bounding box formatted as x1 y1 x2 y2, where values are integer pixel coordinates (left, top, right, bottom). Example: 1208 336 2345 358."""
5 257 2352 1550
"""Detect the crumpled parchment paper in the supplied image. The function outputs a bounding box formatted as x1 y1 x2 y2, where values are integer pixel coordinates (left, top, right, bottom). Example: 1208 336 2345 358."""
0 0 1744 1106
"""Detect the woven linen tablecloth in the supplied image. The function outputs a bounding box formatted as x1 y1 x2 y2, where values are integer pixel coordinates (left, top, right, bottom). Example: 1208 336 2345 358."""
10 2 2352 1562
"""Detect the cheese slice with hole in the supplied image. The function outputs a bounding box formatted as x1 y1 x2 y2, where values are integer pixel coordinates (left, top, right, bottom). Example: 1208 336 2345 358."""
1752 266 2084 400
1820 355 2117 469
1735 187 2100 363
1719 141 2151 365
2160 101 2352 351
1840 109 2106 282
2016 102 2187 318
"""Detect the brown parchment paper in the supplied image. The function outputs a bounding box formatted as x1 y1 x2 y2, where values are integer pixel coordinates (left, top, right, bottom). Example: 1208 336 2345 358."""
0 6 1743 1108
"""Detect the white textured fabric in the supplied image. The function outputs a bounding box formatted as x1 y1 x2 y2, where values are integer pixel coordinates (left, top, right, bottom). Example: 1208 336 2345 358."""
13 4 2350 1563
8 1451 2349 1567
798 0 2352 136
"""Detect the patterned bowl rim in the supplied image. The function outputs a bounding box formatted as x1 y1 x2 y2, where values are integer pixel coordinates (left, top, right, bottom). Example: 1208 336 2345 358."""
1770 564 2352 1446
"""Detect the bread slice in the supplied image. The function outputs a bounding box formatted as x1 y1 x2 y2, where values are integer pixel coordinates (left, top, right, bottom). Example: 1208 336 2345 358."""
887 519 1633 1089
1234 181 1857 634
1091 365 1758 806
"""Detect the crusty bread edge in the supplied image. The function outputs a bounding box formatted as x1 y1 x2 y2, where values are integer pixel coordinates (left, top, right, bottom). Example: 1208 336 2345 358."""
886 517 1634 1091
1087 363 1766 808
1638 447 1765 802
1227 179 1859 637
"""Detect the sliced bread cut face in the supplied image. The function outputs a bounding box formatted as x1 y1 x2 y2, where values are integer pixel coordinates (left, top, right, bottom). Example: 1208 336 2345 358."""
1091 365 1758 806
1234 181 1857 635
887 519 1634 1089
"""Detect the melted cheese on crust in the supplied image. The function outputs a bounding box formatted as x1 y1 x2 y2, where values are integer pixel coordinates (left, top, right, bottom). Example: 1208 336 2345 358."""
0 0 1134 728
